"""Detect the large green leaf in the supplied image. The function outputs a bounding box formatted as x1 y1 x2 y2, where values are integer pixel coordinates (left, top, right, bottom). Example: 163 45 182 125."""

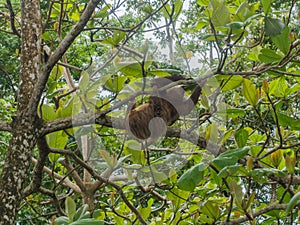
212 146 250 169
258 48 282 63
47 130 68 149
177 162 207 191
272 26 291 54
261 0 272 15
242 79 258 106
104 75 127 93
210 0 230 26
167 187 190 210
138 198 153 220
277 112 300 131
226 108 246 118
55 216 69 225
234 128 249 148
216 75 243 91
230 180 243 209
286 192 300 213
201 201 220 220
269 77 288 97
265 17 285 37
65 197 76 223
41 104 56 121
116 61 151 77
73 205 90 221
234 2 255 22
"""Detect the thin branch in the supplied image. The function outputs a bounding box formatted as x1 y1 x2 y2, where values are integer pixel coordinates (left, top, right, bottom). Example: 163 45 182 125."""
30 158 81 193
48 148 147 224
220 200 300 224
60 156 86 192
23 137 51 197
28 0 103 117
5 0 21 37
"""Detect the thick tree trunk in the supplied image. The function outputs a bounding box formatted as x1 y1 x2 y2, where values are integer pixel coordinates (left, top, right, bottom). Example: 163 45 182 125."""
0 0 102 223
0 0 41 223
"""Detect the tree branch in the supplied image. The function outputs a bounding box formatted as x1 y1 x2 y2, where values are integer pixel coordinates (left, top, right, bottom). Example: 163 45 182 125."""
5 0 21 37
0 121 12 132
220 200 300 224
23 137 50 197
31 157 81 193
28 0 102 117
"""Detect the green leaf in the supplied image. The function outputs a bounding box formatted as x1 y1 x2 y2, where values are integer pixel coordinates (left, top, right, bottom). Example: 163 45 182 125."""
138 198 153 220
269 77 288 97
218 164 241 178
226 22 244 30
48 152 60 163
201 201 220 219
258 48 282 63
73 205 90 221
234 2 255 22
226 108 246 118
47 130 68 149
271 26 291 54
286 192 300 213
197 0 210 6
116 62 144 77
96 4 111 18
216 108 246 119
245 192 256 210
60 97 76 118
65 197 76 223
247 46 261 61
148 68 181 76
265 17 285 37
261 0 272 15
124 140 145 165
235 128 249 148
167 187 190 210
41 104 56 121
219 146 250 159
49 65 64 82
98 149 116 168
230 180 243 208
216 75 243 91
79 71 90 91
213 146 250 169
102 30 126 46
70 6 80 21
210 0 230 26
161 3 172 18
55 216 69 225
70 219 104 225
206 123 219 143
242 79 258 106
177 163 207 191
174 0 183 19
104 75 126 93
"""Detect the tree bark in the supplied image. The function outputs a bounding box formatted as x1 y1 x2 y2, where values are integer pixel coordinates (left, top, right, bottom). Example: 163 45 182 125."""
0 0 41 223
0 0 102 224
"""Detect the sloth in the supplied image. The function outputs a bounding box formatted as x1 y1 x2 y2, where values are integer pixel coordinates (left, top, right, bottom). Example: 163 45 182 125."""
125 74 202 142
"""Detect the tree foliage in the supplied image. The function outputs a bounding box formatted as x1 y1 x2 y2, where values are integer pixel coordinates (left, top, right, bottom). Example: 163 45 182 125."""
1 0 300 224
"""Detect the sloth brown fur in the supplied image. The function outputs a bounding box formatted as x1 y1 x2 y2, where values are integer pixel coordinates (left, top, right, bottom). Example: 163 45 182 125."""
126 75 202 140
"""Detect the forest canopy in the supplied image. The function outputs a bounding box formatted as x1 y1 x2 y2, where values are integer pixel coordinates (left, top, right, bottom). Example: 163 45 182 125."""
0 0 300 224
